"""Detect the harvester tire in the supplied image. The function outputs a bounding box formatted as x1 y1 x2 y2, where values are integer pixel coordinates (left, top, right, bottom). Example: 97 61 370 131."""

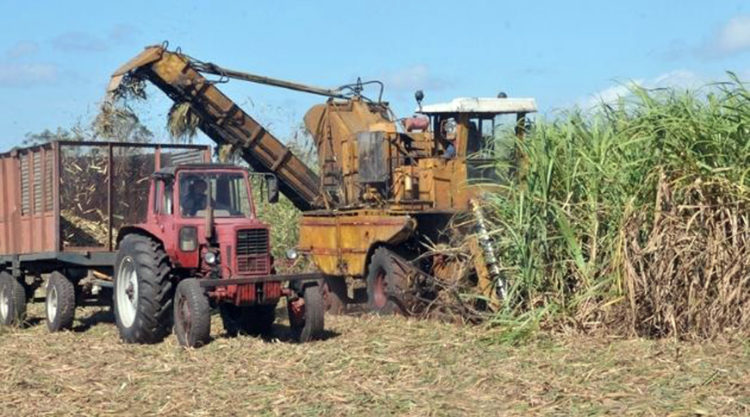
0 272 26 326
366 247 407 315
288 283 324 343
220 304 276 337
45 272 76 332
173 279 211 348
114 234 174 344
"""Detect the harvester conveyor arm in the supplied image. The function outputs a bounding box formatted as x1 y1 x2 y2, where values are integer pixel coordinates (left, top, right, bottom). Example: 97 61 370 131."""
195 63 348 100
108 45 322 211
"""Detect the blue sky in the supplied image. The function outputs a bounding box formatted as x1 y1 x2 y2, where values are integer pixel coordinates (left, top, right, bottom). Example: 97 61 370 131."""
0 0 748 149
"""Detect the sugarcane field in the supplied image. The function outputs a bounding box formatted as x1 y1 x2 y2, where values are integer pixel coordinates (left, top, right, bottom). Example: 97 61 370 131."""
0 2 748 416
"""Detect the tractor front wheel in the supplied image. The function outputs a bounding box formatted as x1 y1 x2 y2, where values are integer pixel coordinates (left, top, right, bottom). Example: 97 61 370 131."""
320 277 347 315
288 283 324 343
173 279 211 348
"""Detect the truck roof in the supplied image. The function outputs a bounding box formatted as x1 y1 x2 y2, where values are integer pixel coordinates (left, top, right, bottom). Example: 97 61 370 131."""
417 97 537 115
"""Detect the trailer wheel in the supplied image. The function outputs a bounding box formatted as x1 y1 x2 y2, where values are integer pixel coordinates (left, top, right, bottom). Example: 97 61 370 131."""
173 279 211 348
288 283 324 343
45 272 76 332
114 235 174 344
220 304 276 337
366 247 407 315
0 272 26 326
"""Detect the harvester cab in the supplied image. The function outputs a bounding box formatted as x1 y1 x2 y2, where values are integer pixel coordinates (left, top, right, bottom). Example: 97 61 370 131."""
414 96 537 157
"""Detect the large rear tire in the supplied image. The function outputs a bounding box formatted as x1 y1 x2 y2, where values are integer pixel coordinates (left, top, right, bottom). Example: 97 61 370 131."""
288 283 324 343
173 279 211 348
45 272 76 332
220 304 276 337
114 235 174 344
366 247 408 315
0 272 26 326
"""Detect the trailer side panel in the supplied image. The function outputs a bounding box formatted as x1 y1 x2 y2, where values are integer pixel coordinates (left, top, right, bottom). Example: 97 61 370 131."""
0 144 57 256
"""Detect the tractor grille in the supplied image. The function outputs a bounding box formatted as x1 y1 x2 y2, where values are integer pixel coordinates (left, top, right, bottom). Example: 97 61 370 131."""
236 228 269 274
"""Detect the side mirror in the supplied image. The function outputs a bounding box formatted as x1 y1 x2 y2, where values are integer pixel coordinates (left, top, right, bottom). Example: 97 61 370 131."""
266 175 279 204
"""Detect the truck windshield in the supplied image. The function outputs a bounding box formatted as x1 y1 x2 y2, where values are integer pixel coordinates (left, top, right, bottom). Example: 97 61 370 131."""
179 172 252 218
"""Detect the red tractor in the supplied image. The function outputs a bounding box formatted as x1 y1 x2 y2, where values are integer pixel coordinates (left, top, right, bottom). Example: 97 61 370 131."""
113 163 324 347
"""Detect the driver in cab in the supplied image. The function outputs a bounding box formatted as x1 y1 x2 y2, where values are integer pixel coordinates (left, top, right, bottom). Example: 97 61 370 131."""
181 177 209 217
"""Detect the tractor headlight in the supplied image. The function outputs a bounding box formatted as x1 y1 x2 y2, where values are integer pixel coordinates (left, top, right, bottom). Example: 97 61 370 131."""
204 250 219 265
285 248 299 261
179 226 198 252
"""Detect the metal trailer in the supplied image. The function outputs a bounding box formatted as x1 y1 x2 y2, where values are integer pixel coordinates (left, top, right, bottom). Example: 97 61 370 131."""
0 140 210 275
0 141 210 330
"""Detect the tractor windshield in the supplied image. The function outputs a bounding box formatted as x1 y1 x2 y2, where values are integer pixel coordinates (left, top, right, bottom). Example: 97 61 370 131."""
179 172 252 218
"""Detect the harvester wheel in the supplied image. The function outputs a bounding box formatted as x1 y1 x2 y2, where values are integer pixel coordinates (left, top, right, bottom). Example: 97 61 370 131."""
45 272 76 332
220 304 276 337
0 272 26 326
366 247 407 315
173 279 211 348
321 277 347 314
114 235 174 344
288 283 324 343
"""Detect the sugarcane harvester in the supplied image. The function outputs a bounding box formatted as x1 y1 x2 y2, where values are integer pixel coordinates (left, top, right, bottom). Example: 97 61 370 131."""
109 45 537 314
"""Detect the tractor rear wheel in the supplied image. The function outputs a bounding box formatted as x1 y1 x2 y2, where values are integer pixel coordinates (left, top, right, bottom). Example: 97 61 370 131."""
366 248 409 315
45 272 76 332
173 279 211 348
220 304 276 337
114 234 174 344
0 272 26 326
288 283 324 343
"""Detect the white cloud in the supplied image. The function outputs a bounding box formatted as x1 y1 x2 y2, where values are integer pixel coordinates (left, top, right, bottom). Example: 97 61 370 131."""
0 63 59 87
702 15 750 58
581 70 706 109
379 64 452 92
5 41 39 59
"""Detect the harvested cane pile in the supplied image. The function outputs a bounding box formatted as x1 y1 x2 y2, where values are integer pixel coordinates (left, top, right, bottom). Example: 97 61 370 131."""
60 147 154 248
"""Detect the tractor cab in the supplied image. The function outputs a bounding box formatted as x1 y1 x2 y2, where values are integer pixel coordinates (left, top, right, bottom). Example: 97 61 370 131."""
140 164 279 282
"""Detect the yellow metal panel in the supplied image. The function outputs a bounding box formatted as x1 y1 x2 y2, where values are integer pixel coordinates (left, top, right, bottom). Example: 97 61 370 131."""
298 211 415 276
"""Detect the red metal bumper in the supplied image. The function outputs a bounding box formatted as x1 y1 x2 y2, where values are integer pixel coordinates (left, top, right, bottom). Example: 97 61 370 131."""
198 272 322 288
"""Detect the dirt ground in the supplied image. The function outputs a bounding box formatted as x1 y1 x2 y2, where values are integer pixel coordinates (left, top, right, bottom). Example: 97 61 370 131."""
0 302 747 416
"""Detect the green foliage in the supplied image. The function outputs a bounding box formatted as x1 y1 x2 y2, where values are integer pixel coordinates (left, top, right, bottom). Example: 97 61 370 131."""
486 74 750 339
